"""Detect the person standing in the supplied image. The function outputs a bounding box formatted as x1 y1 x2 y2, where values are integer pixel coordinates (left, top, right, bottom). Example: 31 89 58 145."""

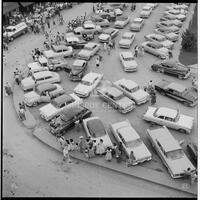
4 82 12 96
105 147 112 161
78 136 88 153
63 145 72 163
96 139 106 156
150 92 156 105
103 42 107 51
107 44 111 55
127 151 136 167
134 45 138 57
96 56 100 68
184 168 197 185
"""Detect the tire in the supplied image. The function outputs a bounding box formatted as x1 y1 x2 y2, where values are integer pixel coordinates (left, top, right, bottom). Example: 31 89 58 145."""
178 129 187 134
10 37 14 41
56 67 62 71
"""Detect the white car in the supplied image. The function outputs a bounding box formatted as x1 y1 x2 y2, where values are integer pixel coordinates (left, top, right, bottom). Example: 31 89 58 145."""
21 71 61 92
98 28 119 43
114 16 130 28
110 120 152 164
119 32 136 48
140 6 152 18
146 3 158 9
77 42 100 60
119 52 138 72
147 126 195 178
43 45 73 59
23 83 65 107
164 11 186 21
143 106 194 134
144 34 174 50
74 22 102 35
113 79 150 105
39 93 83 121
154 28 179 42
142 41 169 59
83 117 113 148
74 72 103 98
156 20 182 29
114 8 123 16
28 62 49 74
130 18 145 32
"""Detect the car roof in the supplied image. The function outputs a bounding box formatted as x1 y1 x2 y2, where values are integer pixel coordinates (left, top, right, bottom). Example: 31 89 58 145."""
33 71 52 79
60 106 85 120
120 51 134 59
134 17 143 22
167 82 186 93
53 94 73 105
87 118 106 135
118 79 138 90
105 86 123 98
36 83 56 93
73 59 86 66
153 128 182 152
66 36 79 42
150 33 165 40
38 56 48 64
156 107 178 119
118 126 140 141
118 16 128 20
82 72 99 82
148 42 163 48
162 59 184 67
103 28 116 34
52 45 68 51
85 42 97 48
123 32 134 37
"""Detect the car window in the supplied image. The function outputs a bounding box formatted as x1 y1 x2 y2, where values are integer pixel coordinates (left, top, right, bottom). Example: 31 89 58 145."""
37 78 45 82
165 117 173 122
45 76 51 80
167 149 184 160
60 103 66 108
158 115 164 119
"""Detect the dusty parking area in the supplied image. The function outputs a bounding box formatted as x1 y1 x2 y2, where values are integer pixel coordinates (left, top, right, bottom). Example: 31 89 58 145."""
25 3 198 176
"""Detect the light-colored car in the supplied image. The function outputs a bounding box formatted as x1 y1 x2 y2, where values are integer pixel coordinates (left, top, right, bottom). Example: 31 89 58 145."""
77 42 100 60
23 83 65 107
140 6 153 18
83 117 113 148
156 25 180 35
74 72 103 98
154 28 179 42
39 93 83 121
114 79 150 105
130 17 145 32
164 11 186 21
48 59 69 72
74 22 102 35
97 85 135 114
114 8 123 16
143 106 194 134
28 62 49 74
119 52 138 72
43 45 73 59
146 3 158 9
3 22 28 41
144 33 174 50
91 15 110 27
156 21 182 29
119 32 136 49
160 14 177 21
110 120 152 164
114 16 130 28
98 28 119 43
21 71 61 92
147 126 195 178
142 41 169 59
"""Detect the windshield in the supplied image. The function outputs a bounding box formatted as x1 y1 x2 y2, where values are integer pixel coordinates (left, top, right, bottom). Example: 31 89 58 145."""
126 138 142 148
113 93 124 100
167 149 184 160
123 57 134 61
129 86 139 93
123 36 132 39
73 65 83 70
82 80 92 86
84 47 92 51
5 28 13 32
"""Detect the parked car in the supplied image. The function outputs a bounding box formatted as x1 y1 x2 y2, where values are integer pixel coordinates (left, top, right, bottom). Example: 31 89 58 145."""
147 126 196 178
43 45 73 59
143 106 194 134
160 14 177 21
69 59 87 81
23 83 65 107
91 15 110 27
74 22 102 35
114 8 123 16
99 12 116 22
3 22 28 41
130 17 145 32
164 11 186 21
192 78 198 91
83 117 113 148
187 142 197 166
48 59 70 72
119 52 138 72
39 93 83 121
142 41 169 59
146 3 158 9
119 32 136 49
77 42 100 60
97 85 135 114
151 59 191 79
113 79 150 105
28 62 49 74
144 33 174 50
140 6 152 18
49 105 92 136
98 28 119 43
154 28 179 42
21 71 61 92
74 72 103 98
155 79 197 107
114 16 130 28
65 35 87 49
110 120 152 164
156 20 182 29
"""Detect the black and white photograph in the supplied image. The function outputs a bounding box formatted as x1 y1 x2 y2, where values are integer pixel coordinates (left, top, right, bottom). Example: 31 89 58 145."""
2 1 198 198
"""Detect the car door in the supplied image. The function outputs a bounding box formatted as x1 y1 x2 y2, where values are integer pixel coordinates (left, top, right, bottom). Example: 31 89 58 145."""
163 116 176 129
36 77 45 85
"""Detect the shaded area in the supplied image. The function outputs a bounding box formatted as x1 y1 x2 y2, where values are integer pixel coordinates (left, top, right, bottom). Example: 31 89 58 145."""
179 4 197 65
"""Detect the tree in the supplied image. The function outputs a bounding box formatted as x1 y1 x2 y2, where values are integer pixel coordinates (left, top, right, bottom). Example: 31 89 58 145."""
181 29 197 51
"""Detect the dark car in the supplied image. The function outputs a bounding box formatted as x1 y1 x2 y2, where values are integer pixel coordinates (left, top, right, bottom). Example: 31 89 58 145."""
151 60 191 79
99 12 116 22
155 79 198 107
187 142 197 166
49 105 92 136
69 59 87 81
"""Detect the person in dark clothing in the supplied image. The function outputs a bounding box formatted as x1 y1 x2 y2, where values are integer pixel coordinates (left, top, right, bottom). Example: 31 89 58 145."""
151 92 156 105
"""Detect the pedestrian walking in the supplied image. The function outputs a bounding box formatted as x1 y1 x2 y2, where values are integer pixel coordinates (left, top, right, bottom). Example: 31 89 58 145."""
105 147 112 161
47 20 50 29
96 57 100 68
141 46 145 56
184 168 197 185
63 145 72 163
96 139 106 156
134 45 138 57
19 108 26 121
103 42 107 51
88 146 95 158
112 39 115 49
78 136 88 153
150 92 156 105
127 151 136 167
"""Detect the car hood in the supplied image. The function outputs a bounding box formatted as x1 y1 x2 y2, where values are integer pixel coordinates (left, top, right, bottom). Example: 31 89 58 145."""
141 11 150 15
161 40 174 47
168 156 195 175
24 91 40 102
119 39 131 45
70 68 83 75
99 34 110 40
39 103 58 117
78 50 91 56
21 77 35 87
43 50 54 58
115 21 124 25
74 84 91 94
131 90 149 101
178 114 194 130
116 97 134 109
123 60 138 68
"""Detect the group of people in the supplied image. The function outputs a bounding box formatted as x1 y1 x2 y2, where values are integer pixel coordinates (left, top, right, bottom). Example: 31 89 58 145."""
31 48 43 61
134 45 145 57
13 68 23 85
18 101 26 121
